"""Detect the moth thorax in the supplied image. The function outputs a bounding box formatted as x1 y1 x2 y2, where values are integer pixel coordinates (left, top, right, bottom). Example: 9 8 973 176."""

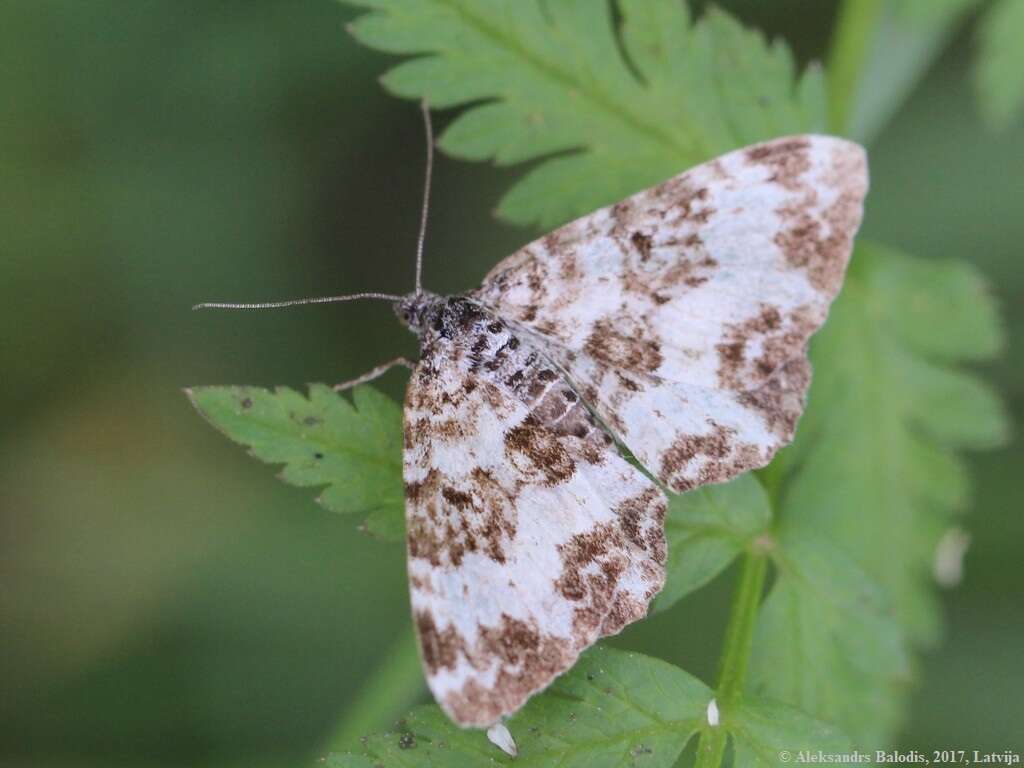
394 291 441 334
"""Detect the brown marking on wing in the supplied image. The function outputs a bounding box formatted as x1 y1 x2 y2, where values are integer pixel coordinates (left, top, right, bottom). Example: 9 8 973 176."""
442 617 574 727
554 515 665 641
406 464 518 567
664 253 718 289
504 415 577 485
778 188 860 294
715 304 818 390
416 609 466 674
534 318 562 337
715 305 783 391
660 422 764 492
745 137 812 191
713 305 819 437
600 592 650 635
738 357 811 439
615 487 668 564
406 515 447 566
618 231 719 298
682 191 714 224
584 317 663 374
555 523 636 641
558 251 580 282
554 523 623 601
774 145 864 294
630 231 653 261
664 179 715 226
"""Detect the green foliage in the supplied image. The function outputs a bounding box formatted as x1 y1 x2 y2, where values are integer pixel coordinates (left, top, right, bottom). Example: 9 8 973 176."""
330 647 710 767
751 530 910 746
187 384 405 540
879 0 1024 133
654 475 771 613
780 243 1007 644
752 242 1008 744
974 0 1024 130
728 699 851 766
845 0 978 142
329 645 849 767
345 0 823 228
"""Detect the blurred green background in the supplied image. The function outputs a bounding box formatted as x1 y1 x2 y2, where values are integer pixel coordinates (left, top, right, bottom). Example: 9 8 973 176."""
2 1 1020 766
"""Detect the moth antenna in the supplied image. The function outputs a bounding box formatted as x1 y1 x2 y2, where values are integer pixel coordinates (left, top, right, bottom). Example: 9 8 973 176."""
192 291 402 311
414 99 434 296
196 106 434 313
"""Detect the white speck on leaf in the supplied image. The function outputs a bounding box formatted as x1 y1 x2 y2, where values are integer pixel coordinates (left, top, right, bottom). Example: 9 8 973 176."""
487 722 517 757
707 698 720 727
934 527 971 587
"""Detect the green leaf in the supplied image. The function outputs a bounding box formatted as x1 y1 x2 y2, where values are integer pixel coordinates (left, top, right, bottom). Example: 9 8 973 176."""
328 646 712 767
845 0 978 142
654 475 771 613
187 384 405 540
750 531 910 746
328 646 852 767
344 0 824 228
728 698 851 766
975 0 1024 130
757 242 1009 743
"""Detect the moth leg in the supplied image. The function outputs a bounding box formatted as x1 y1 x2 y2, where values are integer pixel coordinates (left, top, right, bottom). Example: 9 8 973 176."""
333 356 415 392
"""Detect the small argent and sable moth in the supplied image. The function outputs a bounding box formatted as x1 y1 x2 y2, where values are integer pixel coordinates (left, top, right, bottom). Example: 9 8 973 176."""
199 117 868 729
398 134 866 727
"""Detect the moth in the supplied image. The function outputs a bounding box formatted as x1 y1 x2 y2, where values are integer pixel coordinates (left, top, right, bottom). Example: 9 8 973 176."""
198 105 868 728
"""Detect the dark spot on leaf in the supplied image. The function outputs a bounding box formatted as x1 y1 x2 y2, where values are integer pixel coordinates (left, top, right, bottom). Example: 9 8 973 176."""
398 733 416 750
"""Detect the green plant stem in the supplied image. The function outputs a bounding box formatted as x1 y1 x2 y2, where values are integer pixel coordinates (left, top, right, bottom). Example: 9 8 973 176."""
694 551 769 768
324 625 426 752
755 461 786 511
826 0 885 133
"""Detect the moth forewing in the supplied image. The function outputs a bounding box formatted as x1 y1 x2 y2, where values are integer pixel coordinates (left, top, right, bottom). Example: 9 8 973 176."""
473 134 868 494
400 297 666 727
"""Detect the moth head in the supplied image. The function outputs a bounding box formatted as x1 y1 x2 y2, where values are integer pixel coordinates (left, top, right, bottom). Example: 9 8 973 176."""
394 291 439 334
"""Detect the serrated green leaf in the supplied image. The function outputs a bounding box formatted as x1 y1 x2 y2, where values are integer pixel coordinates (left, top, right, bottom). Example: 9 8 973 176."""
750 531 910 747
975 0 1024 130
727 698 852 766
328 646 712 767
871 251 1004 362
758 241 1009 743
344 0 824 228
653 475 771 613
187 384 404 540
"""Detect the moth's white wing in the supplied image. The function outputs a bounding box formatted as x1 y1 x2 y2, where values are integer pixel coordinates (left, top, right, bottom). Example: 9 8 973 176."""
474 135 868 492
403 300 666 727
